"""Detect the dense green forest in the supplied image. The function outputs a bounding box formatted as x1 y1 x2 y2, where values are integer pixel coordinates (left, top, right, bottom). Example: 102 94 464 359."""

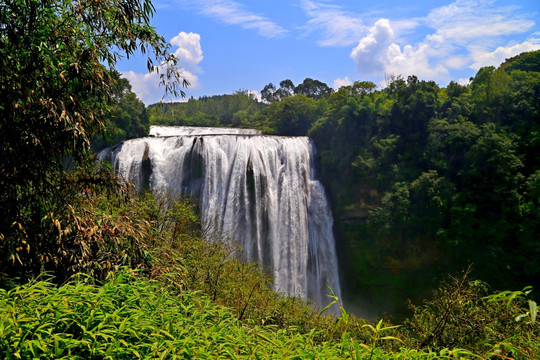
145 51 540 316
148 91 266 129
1 0 538 357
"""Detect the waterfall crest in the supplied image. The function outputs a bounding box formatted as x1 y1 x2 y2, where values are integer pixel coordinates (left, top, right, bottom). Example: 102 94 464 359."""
102 126 341 307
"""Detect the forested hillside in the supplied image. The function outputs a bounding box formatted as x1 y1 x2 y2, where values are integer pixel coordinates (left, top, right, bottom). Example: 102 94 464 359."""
310 53 540 314
147 51 540 315
148 91 266 129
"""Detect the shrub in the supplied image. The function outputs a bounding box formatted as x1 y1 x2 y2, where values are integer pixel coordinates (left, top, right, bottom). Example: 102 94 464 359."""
404 267 539 359
0 270 353 359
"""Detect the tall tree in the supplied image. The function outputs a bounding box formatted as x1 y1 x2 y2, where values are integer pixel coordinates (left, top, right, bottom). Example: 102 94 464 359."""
294 78 332 99
274 79 295 100
0 0 186 280
261 83 277 103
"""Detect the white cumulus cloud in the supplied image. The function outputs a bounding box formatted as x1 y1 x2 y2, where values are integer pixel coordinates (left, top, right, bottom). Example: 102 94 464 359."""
445 56 470 70
457 78 472 86
333 76 352 89
123 32 204 105
121 71 161 105
469 41 540 70
384 42 449 80
350 19 394 76
350 19 450 81
349 0 539 82
171 32 204 73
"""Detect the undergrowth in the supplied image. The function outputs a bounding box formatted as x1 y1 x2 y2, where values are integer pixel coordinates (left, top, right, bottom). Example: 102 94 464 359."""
0 270 351 359
0 169 538 359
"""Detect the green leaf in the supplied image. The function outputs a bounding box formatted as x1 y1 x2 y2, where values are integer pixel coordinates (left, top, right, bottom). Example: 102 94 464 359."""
362 324 376 333
340 307 349 324
319 298 337 315
379 336 404 343
375 319 383 332
341 331 350 346
358 343 371 351
254 332 277 346
529 300 537 325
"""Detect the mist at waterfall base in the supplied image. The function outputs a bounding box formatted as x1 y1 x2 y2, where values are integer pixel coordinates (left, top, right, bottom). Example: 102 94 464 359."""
100 126 341 311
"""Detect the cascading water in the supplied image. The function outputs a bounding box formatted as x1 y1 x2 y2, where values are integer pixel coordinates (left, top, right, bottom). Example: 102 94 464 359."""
100 126 341 308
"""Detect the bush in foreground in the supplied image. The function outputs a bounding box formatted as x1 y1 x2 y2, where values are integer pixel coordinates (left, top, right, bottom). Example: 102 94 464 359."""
2 269 537 359
0 270 360 359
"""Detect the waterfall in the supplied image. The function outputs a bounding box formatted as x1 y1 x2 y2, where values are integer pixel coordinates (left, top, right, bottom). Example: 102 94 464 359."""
101 126 341 308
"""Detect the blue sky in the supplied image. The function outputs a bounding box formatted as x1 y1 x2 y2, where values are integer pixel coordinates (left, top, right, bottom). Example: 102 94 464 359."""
117 0 540 105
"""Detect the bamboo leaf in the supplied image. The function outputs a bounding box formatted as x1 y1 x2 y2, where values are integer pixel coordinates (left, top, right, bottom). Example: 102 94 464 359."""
358 343 371 351
353 340 362 360
340 307 349 324
255 332 277 347
362 324 376 333
379 336 404 343
529 300 537 325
